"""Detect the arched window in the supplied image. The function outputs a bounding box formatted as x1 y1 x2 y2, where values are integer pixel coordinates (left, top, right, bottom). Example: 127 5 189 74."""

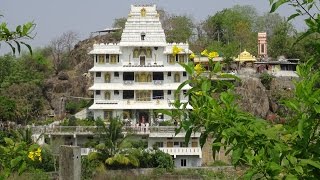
105 91 111 100
110 55 117 64
179 55 185 63
105 73 110 83
174 73 180 82
141 32 146 41
98 55 105 64
169 55 175 64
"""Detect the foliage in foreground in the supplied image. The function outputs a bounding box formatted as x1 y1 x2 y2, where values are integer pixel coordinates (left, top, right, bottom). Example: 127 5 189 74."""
85 118 173 176
0 129 54 179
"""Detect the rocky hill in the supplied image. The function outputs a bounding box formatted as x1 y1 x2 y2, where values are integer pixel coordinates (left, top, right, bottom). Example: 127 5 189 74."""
43 34 119 117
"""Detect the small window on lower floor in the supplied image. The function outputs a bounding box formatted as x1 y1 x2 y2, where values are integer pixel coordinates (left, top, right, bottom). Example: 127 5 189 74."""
114 90 119 95
155 142 163 148
183 71 187 76
168 90 171 95
181 159 187 167
96 72 101 77
183 90 187 95
96 90 101 95
114 72 119 77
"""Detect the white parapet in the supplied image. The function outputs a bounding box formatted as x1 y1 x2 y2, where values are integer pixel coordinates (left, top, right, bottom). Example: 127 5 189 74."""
159 147 202 158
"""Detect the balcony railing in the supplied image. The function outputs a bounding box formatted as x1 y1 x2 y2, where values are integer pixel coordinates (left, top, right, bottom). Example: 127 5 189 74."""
95 100 119 104
31 126 181 135
159 147 202 158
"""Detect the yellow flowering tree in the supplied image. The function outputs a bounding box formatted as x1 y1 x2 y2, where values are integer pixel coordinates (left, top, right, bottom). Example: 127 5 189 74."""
201 49 219 60
194 64 204 76
172 45 182 56
28 148 42 162
189 53 195 60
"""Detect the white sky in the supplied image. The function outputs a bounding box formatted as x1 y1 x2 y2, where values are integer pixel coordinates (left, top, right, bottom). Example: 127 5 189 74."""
0 0 306 54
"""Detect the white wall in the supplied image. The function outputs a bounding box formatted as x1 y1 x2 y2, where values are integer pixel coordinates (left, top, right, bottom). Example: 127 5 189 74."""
175 155 201 167
94 110 103 119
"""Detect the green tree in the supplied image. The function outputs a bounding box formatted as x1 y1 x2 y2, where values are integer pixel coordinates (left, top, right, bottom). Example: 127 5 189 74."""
0 16 35 54
268 21 296 58
0 96 16 122
112 17 127 41
165 15 194 43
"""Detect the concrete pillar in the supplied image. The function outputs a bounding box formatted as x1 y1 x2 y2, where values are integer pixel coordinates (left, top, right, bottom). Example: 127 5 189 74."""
73 134 77 146
59 145 81 180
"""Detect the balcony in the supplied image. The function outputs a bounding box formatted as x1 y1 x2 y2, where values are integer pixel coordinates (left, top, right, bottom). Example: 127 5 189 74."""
31 126 181 136
159 147 202 158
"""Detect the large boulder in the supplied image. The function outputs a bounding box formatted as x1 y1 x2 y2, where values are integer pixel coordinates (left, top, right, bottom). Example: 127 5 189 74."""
235 77 269 118
58 71 69 80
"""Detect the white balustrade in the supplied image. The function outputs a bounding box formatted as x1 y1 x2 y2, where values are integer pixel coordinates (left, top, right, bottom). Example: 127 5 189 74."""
159 147 202 158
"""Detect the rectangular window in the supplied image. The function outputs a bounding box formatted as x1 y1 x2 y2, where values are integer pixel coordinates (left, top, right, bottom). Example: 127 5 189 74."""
168 72 171 76
174 142 179 146
181 159 187 167
114 90 119 95
110 55 117 64
106 54 109 63
169 55 175 64
183 72 187 77
96 90 101 95
123 90 134 99
167 90 171 95
261 44 265 54
179 54 185 63
167 141 173 147
136 90 151 101
104 110 112 120
153 72 164 80
183 90 187 95
180 142 187 147
96 72 101 77
155 142 163 148
123 72 134 81
192 141 198 147
153 90 164 99
114 72 119 77
95 55 98 63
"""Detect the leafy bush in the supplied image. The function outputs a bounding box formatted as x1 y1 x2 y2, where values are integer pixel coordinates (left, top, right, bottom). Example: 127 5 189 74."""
81 156 100 180
209 160 229 167
259 72 274 90
153 150 174 170
159 120 174 126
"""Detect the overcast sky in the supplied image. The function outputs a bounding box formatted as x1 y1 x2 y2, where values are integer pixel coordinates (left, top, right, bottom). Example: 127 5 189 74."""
1 0 305 54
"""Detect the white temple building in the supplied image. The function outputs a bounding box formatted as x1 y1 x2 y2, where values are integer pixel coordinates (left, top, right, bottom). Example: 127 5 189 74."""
88 5 202 167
